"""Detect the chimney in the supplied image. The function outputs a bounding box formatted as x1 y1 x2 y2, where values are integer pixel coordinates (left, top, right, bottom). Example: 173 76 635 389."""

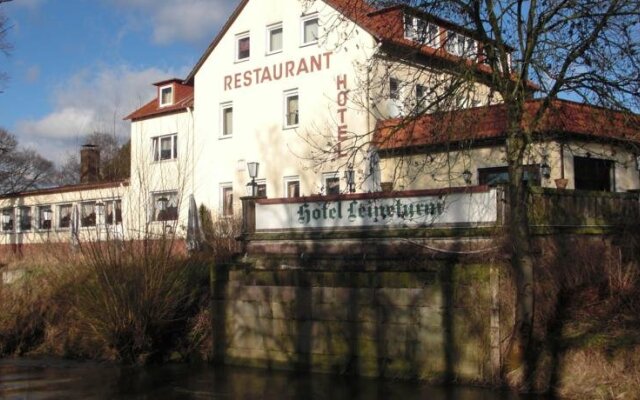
80 144 100 184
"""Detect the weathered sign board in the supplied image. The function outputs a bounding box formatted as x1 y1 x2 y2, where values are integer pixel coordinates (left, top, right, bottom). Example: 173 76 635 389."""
255 189 498 231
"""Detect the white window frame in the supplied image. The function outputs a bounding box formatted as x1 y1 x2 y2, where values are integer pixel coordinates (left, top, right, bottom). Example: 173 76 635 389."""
105 199 123 226
404 14 439 47
80 201 97 228
37 205 53 230
235 32 250 62
283 89 299 129
255 178 267 198
446 31 477 58
1 208 14 232
159 85 174 107
389 78 401 100
220 102 233 138
152 133 178 162
284 176 301 198
152 191 179 222
300 14 319 46
266 22 283 55
57 204 72 230
322 172 341 195
220 183 234 217
18 206 32 232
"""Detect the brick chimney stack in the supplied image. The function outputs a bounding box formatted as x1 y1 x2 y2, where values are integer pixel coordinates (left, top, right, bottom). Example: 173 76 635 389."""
80 144 100 184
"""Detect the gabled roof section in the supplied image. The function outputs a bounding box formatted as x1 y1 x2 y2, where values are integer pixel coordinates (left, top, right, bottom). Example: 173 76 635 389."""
184 0 377 83
124 80 194 121
183 0 531 89
374 100 640 152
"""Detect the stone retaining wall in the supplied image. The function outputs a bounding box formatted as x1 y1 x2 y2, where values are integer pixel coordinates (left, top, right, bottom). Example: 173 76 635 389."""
211 262 497 382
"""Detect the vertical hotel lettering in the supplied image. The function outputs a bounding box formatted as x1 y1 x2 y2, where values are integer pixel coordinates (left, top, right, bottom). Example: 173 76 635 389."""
336 74 349 158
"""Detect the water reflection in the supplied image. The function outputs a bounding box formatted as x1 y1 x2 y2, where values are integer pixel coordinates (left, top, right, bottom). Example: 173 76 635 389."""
0 359 550 400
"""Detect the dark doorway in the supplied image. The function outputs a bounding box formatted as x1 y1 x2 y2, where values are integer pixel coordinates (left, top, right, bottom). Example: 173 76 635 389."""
574 156 614 191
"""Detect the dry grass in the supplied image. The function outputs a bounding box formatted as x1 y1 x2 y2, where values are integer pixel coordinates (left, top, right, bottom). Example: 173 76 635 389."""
497 230 640 397
556 348 640 400
0 239 212 364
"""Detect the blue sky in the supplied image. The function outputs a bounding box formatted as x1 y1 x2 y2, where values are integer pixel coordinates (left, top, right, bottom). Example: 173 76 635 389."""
0 0 236 163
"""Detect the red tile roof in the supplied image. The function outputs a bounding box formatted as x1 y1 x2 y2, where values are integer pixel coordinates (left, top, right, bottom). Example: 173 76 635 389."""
374 99 640 152
124 81 194 121
0 180 129 200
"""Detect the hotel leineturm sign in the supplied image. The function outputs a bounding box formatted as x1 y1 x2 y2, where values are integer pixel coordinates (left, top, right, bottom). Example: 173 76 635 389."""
254 189 498 231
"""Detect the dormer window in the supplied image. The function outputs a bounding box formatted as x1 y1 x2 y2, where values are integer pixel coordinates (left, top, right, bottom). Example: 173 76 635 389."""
159 85 174 107
445 31 477 58
404 14 440 47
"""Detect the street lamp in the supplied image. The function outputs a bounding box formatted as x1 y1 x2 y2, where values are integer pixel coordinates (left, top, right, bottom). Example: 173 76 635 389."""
462 169 472 185
246 161 260 196
344 165 355 193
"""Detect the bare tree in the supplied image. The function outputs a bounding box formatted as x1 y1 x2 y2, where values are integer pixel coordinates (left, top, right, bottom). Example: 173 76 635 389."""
56 132 130 185
0 0 13 93
0 128 55 194
322 0 640 389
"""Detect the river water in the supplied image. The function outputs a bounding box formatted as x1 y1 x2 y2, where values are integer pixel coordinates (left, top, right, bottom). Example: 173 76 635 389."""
0 358 553 400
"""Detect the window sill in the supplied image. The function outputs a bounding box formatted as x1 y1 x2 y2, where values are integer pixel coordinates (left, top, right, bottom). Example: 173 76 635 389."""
266 49 282 56
152 158 178 165
299 41 318 48
218 135 233 141
234 58 250 64
283 124 299 130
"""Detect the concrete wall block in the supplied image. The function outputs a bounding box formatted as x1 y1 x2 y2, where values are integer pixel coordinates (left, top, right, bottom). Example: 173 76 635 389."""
354 305 377 323
413 307 443 328
270 301 295 320
231 300 261 319
262 333 297 353
242 285 272 302
375 288 421 307
228 327 265 350
313 302 349 321
371 322 407 344
381 305 415 325
313 333 350 355
270 286 297 303
417 287 443 308
311 286 333 304
257 302 273 318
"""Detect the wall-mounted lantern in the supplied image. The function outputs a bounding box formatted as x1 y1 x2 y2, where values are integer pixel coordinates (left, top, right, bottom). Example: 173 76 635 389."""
541 153 551 180
462 169 472 185
245 161 260 196
344 165 355 193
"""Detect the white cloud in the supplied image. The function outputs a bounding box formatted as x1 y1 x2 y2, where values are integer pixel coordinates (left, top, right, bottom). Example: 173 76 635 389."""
108 0 235 45
14 64 187 163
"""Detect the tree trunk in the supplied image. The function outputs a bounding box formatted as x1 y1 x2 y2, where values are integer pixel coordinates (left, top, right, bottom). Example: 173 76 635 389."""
503 105 536 390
